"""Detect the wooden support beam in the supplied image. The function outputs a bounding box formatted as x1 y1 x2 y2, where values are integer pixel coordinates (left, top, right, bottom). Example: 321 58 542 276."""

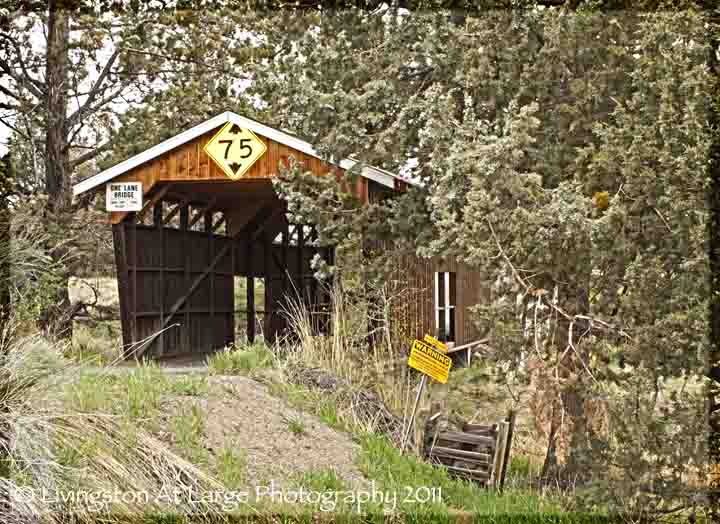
444 465 490 481
162 196 192 226
190 197 218 229
181 205 190 354
429 446 492 464
263 231 271 341
246 233 255 344
231 234 236 347
136 184 170 223
309 225 318 330
499 410 516 491
153 199 163 227
209 210 215 347
297 224 304 304
212 213 226 233
251 206 284 241
436 432 496 447
157 199 165 356
112 224 132 356
131 214 138 346
281 221 289 302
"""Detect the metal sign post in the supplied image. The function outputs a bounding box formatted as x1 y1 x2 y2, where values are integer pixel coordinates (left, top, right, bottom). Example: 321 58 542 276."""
401 335 452 455
401 374 427 455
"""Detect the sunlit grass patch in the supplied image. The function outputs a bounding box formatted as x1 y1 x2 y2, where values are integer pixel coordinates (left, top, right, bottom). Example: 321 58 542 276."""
119 363 169 420
65 371 117 413
356 432 557 515
207 343 275 375
168 374 209 396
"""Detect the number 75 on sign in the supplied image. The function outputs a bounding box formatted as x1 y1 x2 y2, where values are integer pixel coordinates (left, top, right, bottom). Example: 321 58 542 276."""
204 122 267 180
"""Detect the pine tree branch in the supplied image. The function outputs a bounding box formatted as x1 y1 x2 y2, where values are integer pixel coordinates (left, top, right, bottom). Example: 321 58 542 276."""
0 33 45 99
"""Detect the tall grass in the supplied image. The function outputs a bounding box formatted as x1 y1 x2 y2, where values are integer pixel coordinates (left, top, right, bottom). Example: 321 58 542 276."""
0 328 233 523
280 283 420 446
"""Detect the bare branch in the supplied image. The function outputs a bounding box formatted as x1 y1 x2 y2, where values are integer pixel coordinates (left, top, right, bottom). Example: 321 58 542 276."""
69 140 112 169
0 114 30 139
486 217 634 344
67 48 121 127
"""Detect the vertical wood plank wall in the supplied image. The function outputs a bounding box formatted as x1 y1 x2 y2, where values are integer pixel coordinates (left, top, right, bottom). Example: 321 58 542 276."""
368 178 487 345
387 254 486 346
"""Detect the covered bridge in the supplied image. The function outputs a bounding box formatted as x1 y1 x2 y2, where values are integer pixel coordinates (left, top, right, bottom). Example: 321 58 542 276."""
73 111 485 359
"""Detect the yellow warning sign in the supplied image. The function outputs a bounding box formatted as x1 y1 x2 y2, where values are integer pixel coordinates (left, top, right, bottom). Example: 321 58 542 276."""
204 122 267 180
408 339 452 384
423 334 448 353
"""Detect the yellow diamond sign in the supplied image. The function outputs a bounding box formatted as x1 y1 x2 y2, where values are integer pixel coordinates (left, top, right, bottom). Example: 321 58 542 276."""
204 122 267 180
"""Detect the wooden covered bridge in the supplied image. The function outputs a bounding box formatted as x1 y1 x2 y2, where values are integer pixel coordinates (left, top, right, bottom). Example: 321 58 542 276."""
73 111 486 359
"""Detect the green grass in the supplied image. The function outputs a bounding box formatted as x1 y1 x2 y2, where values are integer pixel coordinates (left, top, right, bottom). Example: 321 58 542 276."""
284 414 306 436
65 372 117 413
65 365 172 426
171 403 207 465
316 396 342 429
505 455 542 488
216 444 247 490
293 469 348 493
355 432 559 515
168 375 209 396
265 380 349 432
119 363 169 420
67 322 122 364
207 343 275 375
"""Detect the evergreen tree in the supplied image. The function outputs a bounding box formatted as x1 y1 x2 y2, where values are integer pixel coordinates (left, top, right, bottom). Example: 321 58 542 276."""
251 5 713 512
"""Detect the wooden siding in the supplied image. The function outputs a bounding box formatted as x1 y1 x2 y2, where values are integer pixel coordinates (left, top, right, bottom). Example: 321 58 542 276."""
110 127 342 224
390 255 487 346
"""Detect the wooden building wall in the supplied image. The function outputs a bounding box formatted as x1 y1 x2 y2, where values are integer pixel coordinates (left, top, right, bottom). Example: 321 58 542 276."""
367 180 487 346
388 255 487 346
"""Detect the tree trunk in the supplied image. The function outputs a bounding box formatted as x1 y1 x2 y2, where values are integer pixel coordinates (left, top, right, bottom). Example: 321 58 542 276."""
557 277 593 485
40 2 73 339
0 154 11 341
537 271 593 488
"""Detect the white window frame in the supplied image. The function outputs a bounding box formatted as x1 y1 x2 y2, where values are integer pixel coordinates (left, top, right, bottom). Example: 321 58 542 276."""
434 271 456 342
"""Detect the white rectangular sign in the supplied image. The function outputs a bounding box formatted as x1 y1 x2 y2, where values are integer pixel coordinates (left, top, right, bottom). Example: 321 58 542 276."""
106 182 142 212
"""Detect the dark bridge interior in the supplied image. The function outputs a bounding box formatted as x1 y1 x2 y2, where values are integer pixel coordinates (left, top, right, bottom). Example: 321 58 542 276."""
112 179 332 359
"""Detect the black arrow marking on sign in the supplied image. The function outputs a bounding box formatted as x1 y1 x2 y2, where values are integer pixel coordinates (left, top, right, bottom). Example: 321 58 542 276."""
228 124 242 135
228 162 242 175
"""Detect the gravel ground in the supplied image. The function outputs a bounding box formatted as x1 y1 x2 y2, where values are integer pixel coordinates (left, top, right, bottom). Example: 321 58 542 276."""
158 374 367 492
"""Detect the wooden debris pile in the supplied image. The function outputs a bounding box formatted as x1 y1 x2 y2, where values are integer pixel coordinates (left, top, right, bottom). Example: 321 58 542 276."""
422 410 515 489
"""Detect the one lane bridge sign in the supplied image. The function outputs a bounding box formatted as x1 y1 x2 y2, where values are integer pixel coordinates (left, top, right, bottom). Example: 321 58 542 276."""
106 182 142 212
204 122 267 180
408 339 452 384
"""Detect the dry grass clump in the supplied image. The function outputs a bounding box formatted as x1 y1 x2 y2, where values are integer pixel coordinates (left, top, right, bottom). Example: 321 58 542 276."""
0 322 234 524
278 284 416 446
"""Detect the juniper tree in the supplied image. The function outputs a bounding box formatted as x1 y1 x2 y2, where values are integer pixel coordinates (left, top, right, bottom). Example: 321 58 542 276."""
249 5 713 513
